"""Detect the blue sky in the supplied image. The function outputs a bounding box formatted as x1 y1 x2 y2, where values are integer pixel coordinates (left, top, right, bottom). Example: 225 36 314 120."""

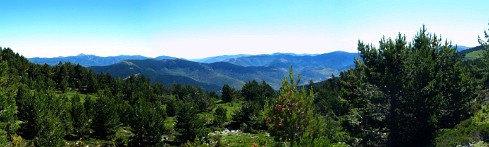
0 0 487 59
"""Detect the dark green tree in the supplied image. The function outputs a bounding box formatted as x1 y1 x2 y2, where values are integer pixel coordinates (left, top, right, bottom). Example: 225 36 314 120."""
175 101 205 143
241 80 261 101
479 22 489 88
214 106 227 127
208 90 219 100
357 26 473 146
241 80 275 105
91 91 120 139
129 98 166 146
265 67 315 143
0 60 19 146
221 84 235 103
231 101 264 132
163 95 178 117
70 94 88 137
34 111 65 147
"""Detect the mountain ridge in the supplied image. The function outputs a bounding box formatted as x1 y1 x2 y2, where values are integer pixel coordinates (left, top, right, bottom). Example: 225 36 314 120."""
89 51 358 90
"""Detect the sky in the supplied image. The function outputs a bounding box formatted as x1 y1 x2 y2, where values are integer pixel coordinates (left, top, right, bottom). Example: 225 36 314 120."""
0 0 488 59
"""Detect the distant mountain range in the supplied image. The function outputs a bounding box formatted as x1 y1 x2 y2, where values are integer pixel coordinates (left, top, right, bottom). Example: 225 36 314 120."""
456 45 470 52
28 54 176 66
29 51 358 90
26 46 476 90
189 54 250 63
225 51 356 70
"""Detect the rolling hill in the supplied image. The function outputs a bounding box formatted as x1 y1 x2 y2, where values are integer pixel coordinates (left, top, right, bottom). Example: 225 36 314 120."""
28 54 152 66
90 52 357 90
190 54 250 63
32 51 358 90
224 51 356 69
90 59 287 90
459 46 484 60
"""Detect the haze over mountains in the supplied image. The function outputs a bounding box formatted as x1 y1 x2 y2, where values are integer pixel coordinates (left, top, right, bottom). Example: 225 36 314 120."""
28 54 176 67
27 46 474 90
28 51 358 90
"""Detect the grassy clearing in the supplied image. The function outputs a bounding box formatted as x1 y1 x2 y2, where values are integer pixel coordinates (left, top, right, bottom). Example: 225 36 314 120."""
465 50 484 60
215 100 243 119
208 131 275 147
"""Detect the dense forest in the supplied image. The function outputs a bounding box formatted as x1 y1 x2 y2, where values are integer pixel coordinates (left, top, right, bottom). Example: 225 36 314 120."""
1 24 489 146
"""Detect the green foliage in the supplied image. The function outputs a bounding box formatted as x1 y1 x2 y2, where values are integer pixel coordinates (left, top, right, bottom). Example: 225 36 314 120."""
221 84 235 103
175 101 206 143
465 50 484 60
231 101 264 132
15 86 39 139
91 91 120 139
478 22 489 89
1 23 489 146
0 60 18 147
356 26 474 146
241 80 274 104
435 104 489 146
129 98 167 146
34 111 65 147
214 106 228 127
336 68 388 146
479 22 489 50
163 94 178 117
208 131 275 146
70 94 89 137
265 67 315 143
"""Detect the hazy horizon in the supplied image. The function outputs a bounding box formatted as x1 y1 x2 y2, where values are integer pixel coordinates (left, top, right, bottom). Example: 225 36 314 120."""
27 50 357 60
1 0 487 59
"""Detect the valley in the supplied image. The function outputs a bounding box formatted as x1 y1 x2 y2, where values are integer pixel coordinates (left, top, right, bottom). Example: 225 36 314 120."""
30 51 358 90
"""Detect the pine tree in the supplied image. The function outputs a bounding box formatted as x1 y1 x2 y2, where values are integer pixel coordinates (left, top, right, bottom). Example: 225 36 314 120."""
357 26 473 146
479 22 489 87
70 94 88 137
214 106 227 127
129 98 166 146
175 101 205 143
91 91 120 139
265 67 314 143
0 59 19 146
34 111 65 147
221 84 234 103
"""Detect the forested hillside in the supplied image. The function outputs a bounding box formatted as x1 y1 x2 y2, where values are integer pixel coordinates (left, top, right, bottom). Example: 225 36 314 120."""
28 54 151 67
90 58 341 90
1 25 489 146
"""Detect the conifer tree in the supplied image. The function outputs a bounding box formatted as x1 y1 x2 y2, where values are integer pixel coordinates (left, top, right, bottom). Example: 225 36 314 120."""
357 26 473 146
129 98 166 146
175 101 205 143
92 91 120 139
221 84 234 102
70 94 88 137
214 106 227 127
266 67 314 143
0 59 19 146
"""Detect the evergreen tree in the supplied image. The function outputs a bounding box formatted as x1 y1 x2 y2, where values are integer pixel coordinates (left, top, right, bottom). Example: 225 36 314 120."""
214 106 227 127
91 91 120 139
357 26 473 146
221 84 234 103
241 80 261 101
164 95 178 117
34 111 65 147
129 98 166 146
0 59 19 146
175 101 205 143
70 94 88 137
231 101 263 132
479 22 489 88
265 67 314 143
